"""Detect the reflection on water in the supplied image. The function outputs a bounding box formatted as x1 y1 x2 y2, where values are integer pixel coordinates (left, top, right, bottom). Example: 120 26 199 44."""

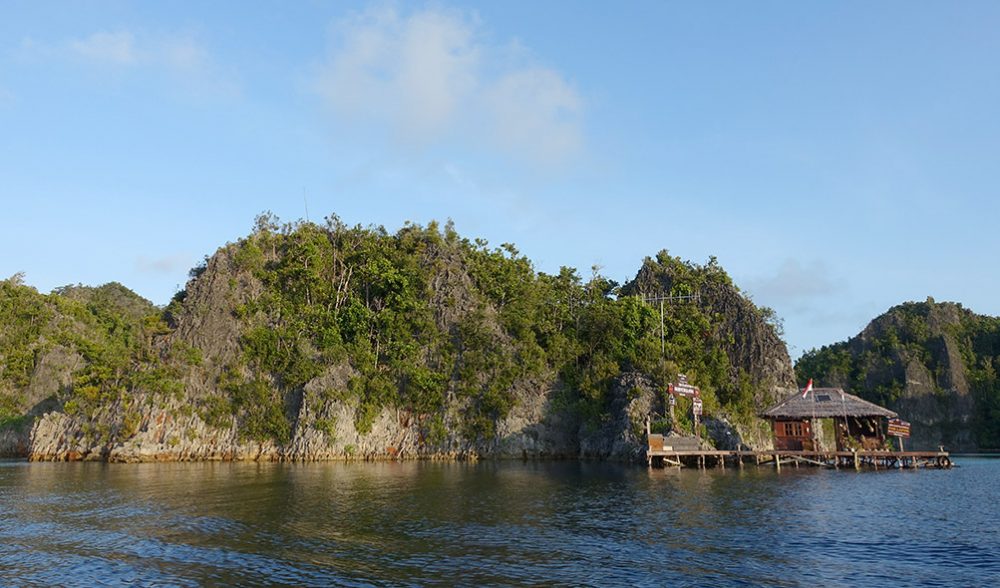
1 459 997 586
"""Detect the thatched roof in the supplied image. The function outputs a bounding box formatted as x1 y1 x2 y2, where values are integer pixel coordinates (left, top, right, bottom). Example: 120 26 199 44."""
761 387 897 419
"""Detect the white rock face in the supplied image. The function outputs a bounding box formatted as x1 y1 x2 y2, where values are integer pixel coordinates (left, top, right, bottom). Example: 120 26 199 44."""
23 379 574 463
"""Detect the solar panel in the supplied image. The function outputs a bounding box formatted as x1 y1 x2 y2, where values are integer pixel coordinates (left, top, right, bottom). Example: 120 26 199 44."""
816 394 831 402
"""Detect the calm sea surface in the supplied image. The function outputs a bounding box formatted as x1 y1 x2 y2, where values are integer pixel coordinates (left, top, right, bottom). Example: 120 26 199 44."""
1 458 998 587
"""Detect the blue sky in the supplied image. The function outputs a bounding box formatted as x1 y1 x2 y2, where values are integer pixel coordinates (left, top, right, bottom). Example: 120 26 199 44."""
2 1 998 356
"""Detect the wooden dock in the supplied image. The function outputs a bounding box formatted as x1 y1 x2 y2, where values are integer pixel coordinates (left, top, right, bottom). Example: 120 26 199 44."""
646 448 953 470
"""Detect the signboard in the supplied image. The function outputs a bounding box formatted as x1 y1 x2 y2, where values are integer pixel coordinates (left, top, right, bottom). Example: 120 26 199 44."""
668 394 676 407
692 397 703 416
678 374 689 385
887 418 911 438
669 383 700 397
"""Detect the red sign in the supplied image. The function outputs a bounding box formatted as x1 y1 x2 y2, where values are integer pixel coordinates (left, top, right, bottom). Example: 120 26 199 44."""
887 418 911 438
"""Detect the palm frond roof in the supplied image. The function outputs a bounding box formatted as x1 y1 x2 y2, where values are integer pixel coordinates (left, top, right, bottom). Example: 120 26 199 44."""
761 387 897 419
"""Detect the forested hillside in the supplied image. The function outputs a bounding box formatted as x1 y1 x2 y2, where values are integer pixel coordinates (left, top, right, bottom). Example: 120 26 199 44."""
796 299 1000 451
1 214 794 461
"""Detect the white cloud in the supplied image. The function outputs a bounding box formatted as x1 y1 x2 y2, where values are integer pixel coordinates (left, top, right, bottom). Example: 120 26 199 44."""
135 253 191 274
441 161 544 231
746 259 840 308
160 36 210 72
486 67 582 165
315 7 583 164
318 8 479 139
18 30 238 98
70 31 138 65
67 30 213 74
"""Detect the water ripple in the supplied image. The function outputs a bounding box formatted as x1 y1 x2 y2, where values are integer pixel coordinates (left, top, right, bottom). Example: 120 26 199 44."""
0 459 997 586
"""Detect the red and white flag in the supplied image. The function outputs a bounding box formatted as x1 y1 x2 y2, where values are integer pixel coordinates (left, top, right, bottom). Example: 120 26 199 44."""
801 379 813 398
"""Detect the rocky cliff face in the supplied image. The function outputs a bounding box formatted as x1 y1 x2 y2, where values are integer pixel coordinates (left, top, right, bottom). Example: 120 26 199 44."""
795 299 1000 451
0 280 156 457
621 251 797 448
623 253 796 399
20 242 586 462
5 220 801 462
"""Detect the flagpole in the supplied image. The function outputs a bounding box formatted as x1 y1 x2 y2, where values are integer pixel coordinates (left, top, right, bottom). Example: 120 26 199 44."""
802 379 814 451
840 389 848 450
810 385 817 452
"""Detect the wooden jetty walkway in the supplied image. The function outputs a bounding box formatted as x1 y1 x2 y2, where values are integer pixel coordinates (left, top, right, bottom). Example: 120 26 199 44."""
646 447 953 470
645 385 952 471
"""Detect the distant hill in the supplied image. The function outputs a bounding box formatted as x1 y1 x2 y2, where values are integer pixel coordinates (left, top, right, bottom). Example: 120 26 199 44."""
2 214 795 461
795 299 1000 451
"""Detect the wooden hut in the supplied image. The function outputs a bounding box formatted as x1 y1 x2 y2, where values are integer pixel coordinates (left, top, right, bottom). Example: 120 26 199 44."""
761 388 897 451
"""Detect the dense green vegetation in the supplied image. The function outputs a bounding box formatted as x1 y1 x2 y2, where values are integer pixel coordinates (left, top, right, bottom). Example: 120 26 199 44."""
3 213 788 449
795 305 931 409
795 300 1000 449
203 215 781 443
960 311 1000 448
10 219 998 454
0 277 180 438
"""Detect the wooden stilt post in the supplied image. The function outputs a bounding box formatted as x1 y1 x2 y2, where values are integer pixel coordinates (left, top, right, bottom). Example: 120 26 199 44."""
853 450 860 471
645 415 651 469
775 453 781 472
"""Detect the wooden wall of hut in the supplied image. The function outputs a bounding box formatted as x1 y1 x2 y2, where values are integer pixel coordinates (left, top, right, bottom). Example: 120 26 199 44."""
773 419 813 450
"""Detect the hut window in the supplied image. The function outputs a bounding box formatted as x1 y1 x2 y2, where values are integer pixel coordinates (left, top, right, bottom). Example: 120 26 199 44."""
781 422 806 437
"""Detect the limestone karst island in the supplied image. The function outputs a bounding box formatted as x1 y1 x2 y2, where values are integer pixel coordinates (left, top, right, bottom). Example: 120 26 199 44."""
6 3 1000 584
2 215 996 467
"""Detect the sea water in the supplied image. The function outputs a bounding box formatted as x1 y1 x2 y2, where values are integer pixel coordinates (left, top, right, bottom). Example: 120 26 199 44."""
1 458 997 586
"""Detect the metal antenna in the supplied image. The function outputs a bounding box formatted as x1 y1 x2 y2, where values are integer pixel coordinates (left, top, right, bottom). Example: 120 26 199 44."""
303 188 310 222
634 292 701 358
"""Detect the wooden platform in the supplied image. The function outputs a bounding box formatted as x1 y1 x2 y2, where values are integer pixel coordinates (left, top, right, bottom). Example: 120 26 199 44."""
646 448 953 470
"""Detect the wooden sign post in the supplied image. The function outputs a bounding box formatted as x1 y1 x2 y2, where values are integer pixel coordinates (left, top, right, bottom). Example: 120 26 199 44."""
668 374 701 443
692 397 703 446
887 418 911 451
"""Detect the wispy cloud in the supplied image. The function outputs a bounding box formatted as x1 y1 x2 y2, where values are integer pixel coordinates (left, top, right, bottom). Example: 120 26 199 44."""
70 31 139 65
745 258 863 354
485 67 582 164
135 253 191 274
441 161 544 231
745 259 840 309
159 36 210 72
314 7 583 165
18 30 239 98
